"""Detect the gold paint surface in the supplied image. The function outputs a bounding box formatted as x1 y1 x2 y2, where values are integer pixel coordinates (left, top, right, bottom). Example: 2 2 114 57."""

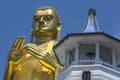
4 6 62 80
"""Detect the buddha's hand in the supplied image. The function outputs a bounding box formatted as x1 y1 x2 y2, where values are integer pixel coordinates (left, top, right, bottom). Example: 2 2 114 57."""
8 37 25 61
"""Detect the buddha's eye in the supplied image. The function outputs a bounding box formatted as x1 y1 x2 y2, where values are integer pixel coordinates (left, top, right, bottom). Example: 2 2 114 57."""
46 15 53 21
36 18 39 21
34 17 39 21
34 16 42 21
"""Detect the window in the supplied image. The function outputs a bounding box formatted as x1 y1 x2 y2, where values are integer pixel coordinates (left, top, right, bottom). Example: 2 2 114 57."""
79 44 95 60
100 46 112 64
82 71 91 80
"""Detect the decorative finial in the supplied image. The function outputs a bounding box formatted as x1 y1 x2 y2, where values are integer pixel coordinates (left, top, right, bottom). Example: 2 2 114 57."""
88 8 96 16
82 8 101 33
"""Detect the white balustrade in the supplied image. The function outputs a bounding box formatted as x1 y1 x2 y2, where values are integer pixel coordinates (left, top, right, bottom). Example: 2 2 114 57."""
77 60 114 69
78 60 95 65
101 61 113 68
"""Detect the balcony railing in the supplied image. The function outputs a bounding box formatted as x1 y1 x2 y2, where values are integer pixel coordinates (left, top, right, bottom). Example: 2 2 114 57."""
77 60 114 69
101 61 113 68
78 60 95 65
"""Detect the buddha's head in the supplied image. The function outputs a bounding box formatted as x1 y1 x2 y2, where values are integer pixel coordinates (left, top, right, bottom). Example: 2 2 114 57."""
31 6 61 42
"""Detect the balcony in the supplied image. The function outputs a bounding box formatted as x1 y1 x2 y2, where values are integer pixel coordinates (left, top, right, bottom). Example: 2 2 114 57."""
75 60 114 69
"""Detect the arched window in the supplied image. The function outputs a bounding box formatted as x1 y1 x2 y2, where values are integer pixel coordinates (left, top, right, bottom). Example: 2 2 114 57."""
82 71 91 80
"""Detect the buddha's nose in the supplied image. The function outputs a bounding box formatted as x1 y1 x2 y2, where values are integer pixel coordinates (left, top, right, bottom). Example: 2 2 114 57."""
39 17 45 25
39 20 44 25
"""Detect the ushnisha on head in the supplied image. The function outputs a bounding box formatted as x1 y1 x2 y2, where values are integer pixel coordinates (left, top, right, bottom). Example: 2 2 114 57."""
31 6 61 43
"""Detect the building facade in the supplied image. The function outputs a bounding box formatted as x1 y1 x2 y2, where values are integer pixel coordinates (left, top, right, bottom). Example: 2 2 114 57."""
54 9 120 80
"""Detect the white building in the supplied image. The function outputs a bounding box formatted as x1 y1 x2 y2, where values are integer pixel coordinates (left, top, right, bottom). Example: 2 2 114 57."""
54 9 120 80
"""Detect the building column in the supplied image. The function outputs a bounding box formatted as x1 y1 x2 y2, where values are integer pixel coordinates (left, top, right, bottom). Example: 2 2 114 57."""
63 50 68 70
66 50 70 67
64 50 67 68
74 44 79 65
112 50 116 67
95 43 100 63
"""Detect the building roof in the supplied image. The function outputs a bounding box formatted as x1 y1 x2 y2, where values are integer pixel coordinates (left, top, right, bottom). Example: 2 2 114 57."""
54 32 120 49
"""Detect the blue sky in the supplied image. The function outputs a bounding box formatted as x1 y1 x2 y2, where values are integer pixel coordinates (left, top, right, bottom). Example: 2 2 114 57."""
1 0 120 79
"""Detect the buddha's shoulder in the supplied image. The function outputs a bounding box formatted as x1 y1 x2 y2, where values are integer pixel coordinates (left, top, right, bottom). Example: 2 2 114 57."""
23 42 47 48
24 43 37 47
23 40 56 47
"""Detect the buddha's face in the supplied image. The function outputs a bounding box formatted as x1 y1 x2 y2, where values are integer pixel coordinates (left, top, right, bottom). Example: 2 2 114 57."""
32 8 59 38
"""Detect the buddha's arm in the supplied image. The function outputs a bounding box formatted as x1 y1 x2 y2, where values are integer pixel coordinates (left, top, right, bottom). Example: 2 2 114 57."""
4 37 25 80
4 61 15 80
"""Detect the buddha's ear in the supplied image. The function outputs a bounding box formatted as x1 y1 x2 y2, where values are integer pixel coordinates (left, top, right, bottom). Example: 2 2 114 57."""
57 22 62 30
56 22 62 41
30 28 33 43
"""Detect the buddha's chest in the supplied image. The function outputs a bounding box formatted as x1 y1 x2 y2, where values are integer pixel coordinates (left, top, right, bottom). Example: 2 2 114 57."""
13 56 54 80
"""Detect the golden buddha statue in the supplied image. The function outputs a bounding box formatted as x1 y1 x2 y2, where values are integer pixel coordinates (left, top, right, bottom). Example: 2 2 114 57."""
4 6 62 80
